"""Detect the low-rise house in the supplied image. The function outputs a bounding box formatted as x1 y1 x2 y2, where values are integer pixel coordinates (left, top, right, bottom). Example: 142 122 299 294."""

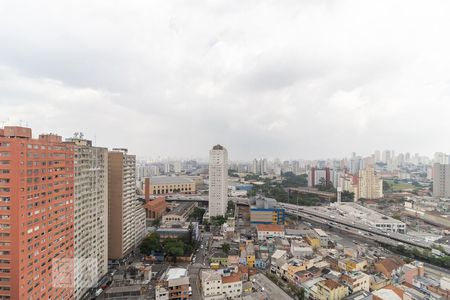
156 268 191 300
201 270 225 300
254 251 268 269
340 271 371 293
370 274 391 291
314 279 349 300
307 266 323 278
341 258 368 272
374 258 404 281
246 244 256 268
372 285 403 300
238 265 249 282
291 239 314 258
228 254 240 266
305 234 321 249
302 277 326 300
286 258 307 282
344 290 373 300
402 262 424 285
412 276 439 292
210 251 229 266
222 273 243 299
294 270 314 284
256 224 285 241
313 228 330 247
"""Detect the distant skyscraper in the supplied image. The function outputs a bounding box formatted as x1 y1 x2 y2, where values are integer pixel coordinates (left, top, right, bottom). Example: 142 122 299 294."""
358 167 383 199
209 145 228 218
374 150 381 162
433 163 450 198
173 161 182 174
108 148 145 259
66 137 109 299
0 126 74 299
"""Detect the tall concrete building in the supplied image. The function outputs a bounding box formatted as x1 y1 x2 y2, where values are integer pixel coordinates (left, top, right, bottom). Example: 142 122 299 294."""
208 145 228 218
433 163 450 198
0 126 75 299
358 167 383 200
65 137 108 299
108 148 145 260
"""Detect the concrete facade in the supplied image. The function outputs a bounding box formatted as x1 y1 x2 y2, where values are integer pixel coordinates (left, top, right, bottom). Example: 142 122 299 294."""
66 138 109 299
209 145 228 218
0 126 75 299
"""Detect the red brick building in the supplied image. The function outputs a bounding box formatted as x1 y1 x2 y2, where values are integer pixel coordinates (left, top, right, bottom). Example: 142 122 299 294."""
0 126 75 299
144 196 168 220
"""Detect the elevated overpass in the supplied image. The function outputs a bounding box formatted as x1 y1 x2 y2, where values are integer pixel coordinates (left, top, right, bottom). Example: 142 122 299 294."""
279 202 432 250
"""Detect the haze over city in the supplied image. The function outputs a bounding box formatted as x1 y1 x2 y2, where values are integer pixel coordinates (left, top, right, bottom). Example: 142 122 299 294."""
2 0 450 159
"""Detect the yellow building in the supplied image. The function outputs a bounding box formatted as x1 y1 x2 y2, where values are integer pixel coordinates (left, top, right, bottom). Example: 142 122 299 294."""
287 259 306 282
344 258 368 272
316 279 349 300
246 244 255 268
147 176 196 195
305 235 321 249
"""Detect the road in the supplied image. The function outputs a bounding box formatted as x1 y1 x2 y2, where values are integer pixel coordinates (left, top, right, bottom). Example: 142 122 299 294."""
188 233 211 299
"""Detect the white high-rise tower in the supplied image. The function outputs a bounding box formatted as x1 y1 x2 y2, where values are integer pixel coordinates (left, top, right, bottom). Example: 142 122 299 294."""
209 144 228 218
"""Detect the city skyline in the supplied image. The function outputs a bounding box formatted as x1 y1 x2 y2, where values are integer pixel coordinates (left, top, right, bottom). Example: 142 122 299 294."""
2 1 450 159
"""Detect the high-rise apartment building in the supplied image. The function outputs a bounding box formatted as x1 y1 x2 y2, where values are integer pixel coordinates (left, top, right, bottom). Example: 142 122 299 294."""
108 148 145 260
0 126 75 299
65 137 108 299
432 163 450 198
208 145 228 218
358 167 383 200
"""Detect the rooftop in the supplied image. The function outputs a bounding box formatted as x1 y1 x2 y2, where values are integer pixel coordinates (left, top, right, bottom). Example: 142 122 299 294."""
272 249 287 260
150 176 194 185
201 270 221 282
250 274 293 300
212 144 225 150
314 228 328 237
321 279 341 290
257 224 284 232
163 268 188 280
222 273 241 284
168 202 195 216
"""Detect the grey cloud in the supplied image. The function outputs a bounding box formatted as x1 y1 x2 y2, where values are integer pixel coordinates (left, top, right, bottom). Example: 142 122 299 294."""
1 0 450 160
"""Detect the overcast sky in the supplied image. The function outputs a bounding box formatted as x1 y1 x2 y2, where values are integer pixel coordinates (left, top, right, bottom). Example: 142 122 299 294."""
1 0 450 161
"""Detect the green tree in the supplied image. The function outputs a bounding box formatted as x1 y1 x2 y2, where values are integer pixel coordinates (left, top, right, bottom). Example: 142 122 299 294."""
341 191 355 202
282 172 308 188
226 200 235 217
140 233 162 255
164 238 185 263
190 207 206 221
152 218 161 227
210 215 227 226
221 243 230 255
383 180 392 192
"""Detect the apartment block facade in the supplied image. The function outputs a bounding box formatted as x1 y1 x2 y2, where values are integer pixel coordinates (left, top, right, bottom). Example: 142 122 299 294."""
208 145 228 218
66 138 108 299
0 126 75 299
433 163 450 198
108 149 145 260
